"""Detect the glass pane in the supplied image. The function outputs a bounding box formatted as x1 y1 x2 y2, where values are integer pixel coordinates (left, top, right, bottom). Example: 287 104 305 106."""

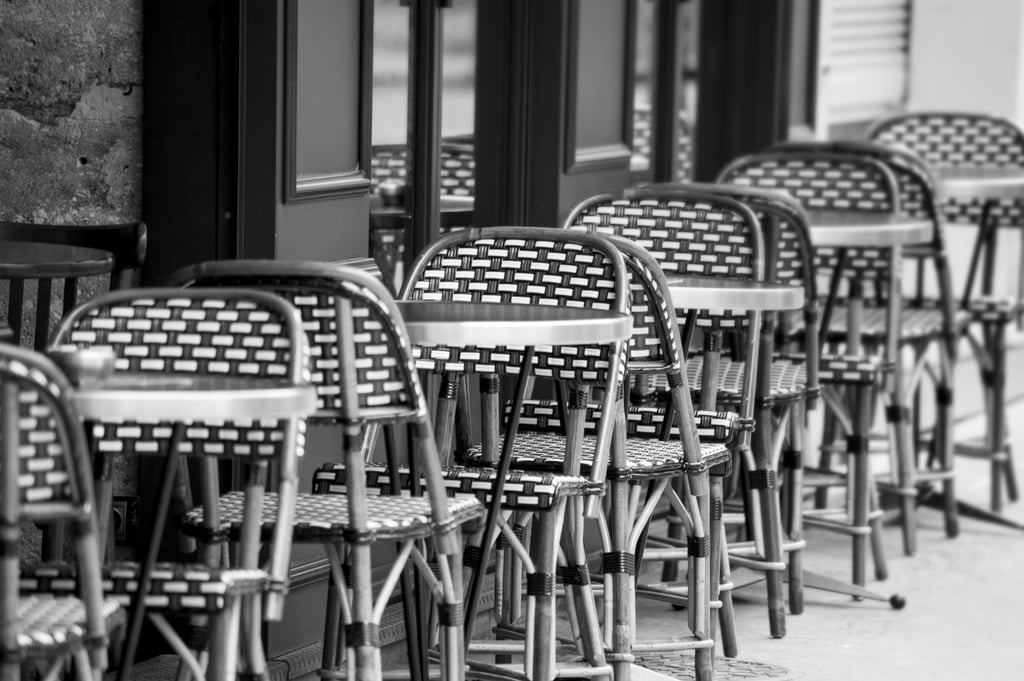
441 0 477 201
369 0 411 293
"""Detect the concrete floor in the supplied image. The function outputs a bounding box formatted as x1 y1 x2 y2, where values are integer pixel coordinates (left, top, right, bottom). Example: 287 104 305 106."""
633 405 1024 681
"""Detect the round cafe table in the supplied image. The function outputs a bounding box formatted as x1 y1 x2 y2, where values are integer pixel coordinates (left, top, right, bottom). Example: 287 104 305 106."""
394 300 633 646
664 275 804 312
933 166 1024 202
71 372 318 681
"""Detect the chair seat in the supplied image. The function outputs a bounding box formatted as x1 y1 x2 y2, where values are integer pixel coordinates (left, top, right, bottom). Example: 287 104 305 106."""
317 463 603 511
821 305 967 341
965 295 1024 323
13 595 122 656
462 430 731 480
21 562 267 614
516 400 739 444
182 490 485 544
645 355 807 405
810 353 885 385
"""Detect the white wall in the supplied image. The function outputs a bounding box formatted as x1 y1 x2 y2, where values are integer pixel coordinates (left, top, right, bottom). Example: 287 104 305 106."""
909 0 1024 127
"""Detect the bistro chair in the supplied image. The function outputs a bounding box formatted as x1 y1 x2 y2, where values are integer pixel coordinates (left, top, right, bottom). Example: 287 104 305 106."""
2 343 123 681
719 149 956 565
167 260 486 681
868 111 1024 515
564 187 803 642
394 226 629 681
698 179 905 609
767 139 963 553
475 231 733 678
24 287 311 681
0 220 147 561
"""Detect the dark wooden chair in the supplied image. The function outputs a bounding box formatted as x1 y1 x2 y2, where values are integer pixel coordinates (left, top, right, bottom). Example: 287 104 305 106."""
0 220 147 349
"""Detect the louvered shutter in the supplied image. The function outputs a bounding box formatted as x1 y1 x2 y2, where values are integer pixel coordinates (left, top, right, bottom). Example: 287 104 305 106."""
814 0 911 135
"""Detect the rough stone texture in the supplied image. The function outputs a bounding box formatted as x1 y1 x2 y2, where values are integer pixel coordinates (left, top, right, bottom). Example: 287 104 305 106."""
1 1 143 557
0 0 143 223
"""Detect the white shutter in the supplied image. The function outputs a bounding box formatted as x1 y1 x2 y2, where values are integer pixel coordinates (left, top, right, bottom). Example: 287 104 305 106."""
814 0 910 135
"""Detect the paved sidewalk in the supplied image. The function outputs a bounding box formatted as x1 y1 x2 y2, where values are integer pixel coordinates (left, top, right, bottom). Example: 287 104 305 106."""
634 406 1024 681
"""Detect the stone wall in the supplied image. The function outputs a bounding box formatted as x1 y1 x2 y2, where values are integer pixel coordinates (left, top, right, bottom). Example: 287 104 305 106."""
0 0 143 560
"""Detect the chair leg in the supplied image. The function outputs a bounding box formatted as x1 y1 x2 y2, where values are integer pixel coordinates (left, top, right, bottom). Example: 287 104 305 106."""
562 497 605 666
529 503 567 681
208 596 242 681
783 401 805 616
710 471 738 657
749 415 786 638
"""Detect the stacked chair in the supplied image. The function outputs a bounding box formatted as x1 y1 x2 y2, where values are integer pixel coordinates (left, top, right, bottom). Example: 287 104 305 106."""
563 186 811 644
397 227 634 681
167 261 486 681
22 288 311 681
2 343 123 681
718 148 945 598
868 112 1024 516
476 228 735 677
766 139 963 554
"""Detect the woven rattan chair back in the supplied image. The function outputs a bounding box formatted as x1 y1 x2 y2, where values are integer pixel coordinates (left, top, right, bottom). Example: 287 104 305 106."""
370 139 476 197
867 111 1024 227
165 261 457 523
167 261 426 426
719 151 900 285
51 288 308 460
402 226 630 384
0 344 113 681
765 141 957 348
563 188 764 333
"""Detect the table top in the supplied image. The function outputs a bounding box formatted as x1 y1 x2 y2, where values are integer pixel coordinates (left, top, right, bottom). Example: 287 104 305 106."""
0 240 113 278
73 374 318 421
369 195 475 231
932 166 1024 201
664 275 804 312
805 210 934 247
396 300 633 346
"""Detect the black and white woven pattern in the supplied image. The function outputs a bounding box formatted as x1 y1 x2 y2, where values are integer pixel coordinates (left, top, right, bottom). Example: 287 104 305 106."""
967 295 1024 323
811 353 884 386
631 105 694 181
20 562 267 614
722 153 898 281
564 193 760 331
12 595 121 654
869 112 1024 227
515 400 738 444
821 305 960 342
407 233 626 380
1 345 123 666
56 292 308 460
463 431 729 480
0 355 76 508
674 354 807 406
181 489 484 544
166 270 422 421
370 140 476 197
312 462 601 511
